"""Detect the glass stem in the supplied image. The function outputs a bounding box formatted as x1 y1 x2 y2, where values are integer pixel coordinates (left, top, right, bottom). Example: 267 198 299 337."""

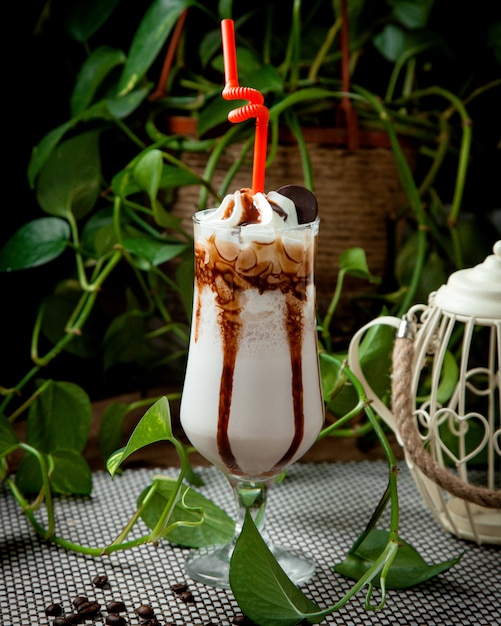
229 478 272 542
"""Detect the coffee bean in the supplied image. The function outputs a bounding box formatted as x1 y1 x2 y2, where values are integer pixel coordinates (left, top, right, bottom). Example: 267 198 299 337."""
45 603 63 616
179 591 195 603
232 616 256 625
106 601 126 613
76 600 101 617
170 582 189 594
65 615 84 625
105 615 126 625
140 620 160 626
53 618 71 626
72 596 88 609
92 574 109 588
135 604 155 619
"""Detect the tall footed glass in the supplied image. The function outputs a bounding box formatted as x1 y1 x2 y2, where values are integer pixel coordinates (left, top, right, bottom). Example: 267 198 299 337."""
180 208 324 589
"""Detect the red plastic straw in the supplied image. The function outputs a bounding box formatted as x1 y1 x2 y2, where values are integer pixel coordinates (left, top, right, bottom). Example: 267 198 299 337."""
221 19 269 194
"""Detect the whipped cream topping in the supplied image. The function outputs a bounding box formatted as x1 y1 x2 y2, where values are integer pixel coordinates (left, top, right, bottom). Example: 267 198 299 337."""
200 188 299 229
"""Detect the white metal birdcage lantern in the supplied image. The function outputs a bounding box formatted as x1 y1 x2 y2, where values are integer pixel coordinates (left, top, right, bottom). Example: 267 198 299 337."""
349 241 501 545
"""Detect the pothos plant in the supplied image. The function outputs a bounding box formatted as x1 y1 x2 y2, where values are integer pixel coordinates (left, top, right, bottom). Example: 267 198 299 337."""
1 0 497 621
4 0 499 474
1 386 462 626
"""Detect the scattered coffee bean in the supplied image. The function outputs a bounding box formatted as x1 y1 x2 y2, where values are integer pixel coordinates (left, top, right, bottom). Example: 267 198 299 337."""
140 620 160 626
135 604 155 619
170 582 189 594
72 596 88 609
53 618 71 626
232 616 255 625
45 603 63 616
65 615 84 625
76 600 101 617
105 614 126 625
93 574 109 588
179 591 195 603
106 600 126 613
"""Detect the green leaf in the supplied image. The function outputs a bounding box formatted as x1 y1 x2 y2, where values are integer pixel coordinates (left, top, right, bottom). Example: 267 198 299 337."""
107 396 174 476
65 0 121 42
41 284 101 358
391 0 434 29
138 478 235 547
28 121 74 187
118 0 197 95
199 27 224 67
230 511 322 626
104 84 152 118
0 414 20 457
400 247 450 305
334 529 463 589
326 321 394 418
319 352 347 402
98 402 130 466
15 454 45 495
416 349 459 405
0 218 70 271
197 96 241 137
26 381 92 453
103 312 160 370
338 247 375 280
48 450 93 495
80 207 114 256
122 238 188 267
160 164 201 188
15 449 92 496
373 24 409 63
71 45 127 115
36 131 102 220
133 149 163 204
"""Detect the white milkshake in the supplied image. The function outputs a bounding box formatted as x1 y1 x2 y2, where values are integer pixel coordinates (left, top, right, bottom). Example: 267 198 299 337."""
180 187 324 481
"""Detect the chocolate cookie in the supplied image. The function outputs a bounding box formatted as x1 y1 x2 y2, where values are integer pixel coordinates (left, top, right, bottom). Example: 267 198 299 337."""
276 185 318 223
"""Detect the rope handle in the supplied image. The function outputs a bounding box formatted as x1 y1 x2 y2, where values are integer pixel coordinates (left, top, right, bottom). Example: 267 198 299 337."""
391 326 501 509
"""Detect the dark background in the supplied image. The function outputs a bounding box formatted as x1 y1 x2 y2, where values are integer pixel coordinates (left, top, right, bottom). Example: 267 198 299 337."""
3 0 500 402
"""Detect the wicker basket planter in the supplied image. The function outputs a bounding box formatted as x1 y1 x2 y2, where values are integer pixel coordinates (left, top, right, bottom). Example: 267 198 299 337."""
170 122 415 334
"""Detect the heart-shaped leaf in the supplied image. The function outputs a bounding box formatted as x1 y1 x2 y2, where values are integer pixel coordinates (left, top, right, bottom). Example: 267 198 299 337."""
26 381 92 454
122 238 188 267
36 131 101 220
107 397 174 476
14 449 92 496
118 0 197 95
334 528 463 589
133 149 163 204
0 414 20 457
230 511 322 626
0 218 70 271
71 45 126 115
138 477 235 547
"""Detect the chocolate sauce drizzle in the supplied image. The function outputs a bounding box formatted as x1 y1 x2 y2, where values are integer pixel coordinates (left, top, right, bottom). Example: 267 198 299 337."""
194 218 315 478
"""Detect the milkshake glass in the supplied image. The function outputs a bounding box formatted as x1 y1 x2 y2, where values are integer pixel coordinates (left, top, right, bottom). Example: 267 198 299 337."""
180 189 324 588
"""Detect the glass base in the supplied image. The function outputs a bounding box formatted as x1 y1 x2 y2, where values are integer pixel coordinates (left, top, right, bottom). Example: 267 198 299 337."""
185 541 316 589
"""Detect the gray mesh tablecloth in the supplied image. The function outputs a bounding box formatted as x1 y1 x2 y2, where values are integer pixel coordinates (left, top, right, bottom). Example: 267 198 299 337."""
1 461 499 625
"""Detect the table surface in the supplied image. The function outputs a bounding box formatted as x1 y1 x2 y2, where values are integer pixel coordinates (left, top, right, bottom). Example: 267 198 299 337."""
2 461 499 626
